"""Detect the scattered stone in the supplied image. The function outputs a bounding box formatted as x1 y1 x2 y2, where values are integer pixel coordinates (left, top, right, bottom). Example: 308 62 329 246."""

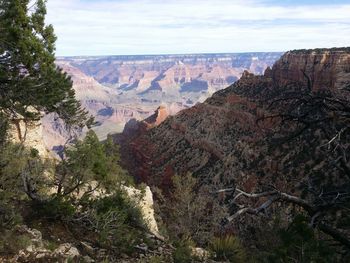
54 243 80 259
11 226 82 263
15 225 43 247
35 252 49 259
83 255 95 263
80 241 95 256
191 246 211 261
135 243 148 253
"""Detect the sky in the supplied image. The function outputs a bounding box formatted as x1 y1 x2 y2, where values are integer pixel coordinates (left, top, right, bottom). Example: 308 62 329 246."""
45 0 350 56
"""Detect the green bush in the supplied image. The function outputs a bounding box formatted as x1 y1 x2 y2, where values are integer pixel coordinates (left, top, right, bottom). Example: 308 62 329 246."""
83 191 146 255
0 113 8 145
93 190 145 228
44 240 58 252
147 256 169 263
173 239 194 263
0 203 23 229
210 235 246 262
33 197 76 220
266 215 336 263
55 131 132 200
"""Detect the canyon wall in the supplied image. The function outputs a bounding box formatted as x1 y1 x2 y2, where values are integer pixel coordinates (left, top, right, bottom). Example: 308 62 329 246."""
61 53 281 96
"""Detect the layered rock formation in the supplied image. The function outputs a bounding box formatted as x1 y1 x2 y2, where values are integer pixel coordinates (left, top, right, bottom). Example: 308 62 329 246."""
271 48 350 91
120 48 350 190
61 53 281 95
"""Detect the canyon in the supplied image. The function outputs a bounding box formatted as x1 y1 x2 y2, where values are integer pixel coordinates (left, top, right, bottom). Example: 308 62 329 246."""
37 48 350 257
120 48 350 191
4 48 350 261
2 0 349 260
42 53 282 151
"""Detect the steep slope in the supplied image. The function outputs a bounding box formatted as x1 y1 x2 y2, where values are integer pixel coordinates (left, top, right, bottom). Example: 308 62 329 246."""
56 61 115 103
119 49 350 253
121 48 350 189
42 63 159 150
42 62 119 148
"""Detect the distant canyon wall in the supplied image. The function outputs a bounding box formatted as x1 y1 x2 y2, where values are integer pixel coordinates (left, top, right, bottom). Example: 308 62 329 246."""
62 53 281 95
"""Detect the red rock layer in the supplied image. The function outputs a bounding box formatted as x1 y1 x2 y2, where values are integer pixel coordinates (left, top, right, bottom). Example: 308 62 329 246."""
271 49 350 91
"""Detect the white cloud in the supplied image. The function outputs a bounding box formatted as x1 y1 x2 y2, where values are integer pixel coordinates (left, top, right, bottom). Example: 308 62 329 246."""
45 0 350 56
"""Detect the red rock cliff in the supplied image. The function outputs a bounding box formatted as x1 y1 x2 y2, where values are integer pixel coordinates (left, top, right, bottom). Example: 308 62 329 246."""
270 48 350 91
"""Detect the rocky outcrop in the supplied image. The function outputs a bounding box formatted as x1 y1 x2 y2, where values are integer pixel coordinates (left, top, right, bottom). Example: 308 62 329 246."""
143 105 169 127
271 48 350 91
122 185 163 240
8 117 52 159
116 105 176 182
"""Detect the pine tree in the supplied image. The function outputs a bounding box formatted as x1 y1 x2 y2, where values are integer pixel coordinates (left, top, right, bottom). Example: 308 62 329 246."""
0 0 91 130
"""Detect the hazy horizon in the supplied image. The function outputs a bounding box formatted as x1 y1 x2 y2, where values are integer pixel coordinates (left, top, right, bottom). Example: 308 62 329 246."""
56 50 286 58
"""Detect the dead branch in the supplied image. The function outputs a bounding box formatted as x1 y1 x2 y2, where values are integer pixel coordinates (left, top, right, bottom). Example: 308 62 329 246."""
227 187 350 249
227 195 279 222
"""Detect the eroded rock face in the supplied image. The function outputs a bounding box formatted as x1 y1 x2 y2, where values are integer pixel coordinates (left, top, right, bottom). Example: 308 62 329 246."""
122 185 163 240
144 105 169 127
271 48 350 91
120 71 273 185
8 118 52 159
